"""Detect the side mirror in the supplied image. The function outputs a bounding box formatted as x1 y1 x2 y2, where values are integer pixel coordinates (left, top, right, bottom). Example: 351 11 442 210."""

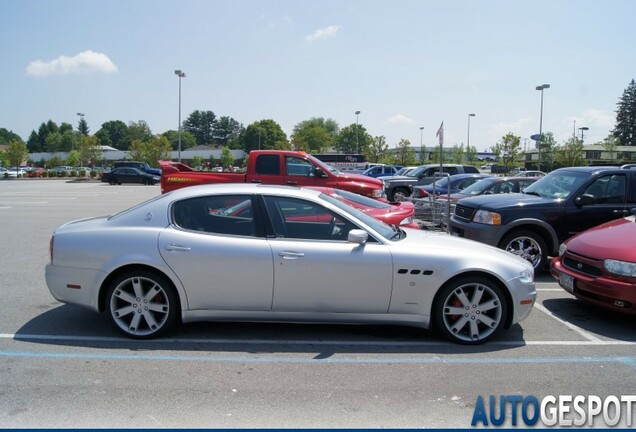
348 229 368 244
575 194 595 207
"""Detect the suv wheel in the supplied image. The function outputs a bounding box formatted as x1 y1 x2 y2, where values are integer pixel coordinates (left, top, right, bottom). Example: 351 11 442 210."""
500 230 547 272
392 187 410 202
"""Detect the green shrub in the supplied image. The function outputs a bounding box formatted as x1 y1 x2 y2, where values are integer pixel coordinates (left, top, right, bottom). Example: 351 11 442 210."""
70 170 78 177
90 170 97 178
59 170 68 178
79 169 86 177
41 171 48 178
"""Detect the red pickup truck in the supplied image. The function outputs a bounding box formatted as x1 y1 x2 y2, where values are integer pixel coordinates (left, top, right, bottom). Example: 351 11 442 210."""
159 150 385 198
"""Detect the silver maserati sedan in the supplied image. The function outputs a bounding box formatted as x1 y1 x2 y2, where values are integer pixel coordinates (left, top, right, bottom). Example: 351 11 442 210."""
45 183 536 344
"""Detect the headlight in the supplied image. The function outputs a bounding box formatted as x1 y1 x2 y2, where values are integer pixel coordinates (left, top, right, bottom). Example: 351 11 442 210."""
603 259 636 277
399 216 413 225
558 243 567 257
371 189 384 198
473 209 501 225
518 268 534 284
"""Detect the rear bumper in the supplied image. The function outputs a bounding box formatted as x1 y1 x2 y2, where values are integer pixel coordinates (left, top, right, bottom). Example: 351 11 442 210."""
45 264 105 312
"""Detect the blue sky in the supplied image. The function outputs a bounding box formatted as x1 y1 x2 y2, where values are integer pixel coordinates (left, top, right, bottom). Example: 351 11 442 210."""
1 0 634 151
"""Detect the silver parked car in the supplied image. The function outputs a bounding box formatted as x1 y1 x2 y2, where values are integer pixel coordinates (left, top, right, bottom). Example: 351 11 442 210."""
45 184 536 344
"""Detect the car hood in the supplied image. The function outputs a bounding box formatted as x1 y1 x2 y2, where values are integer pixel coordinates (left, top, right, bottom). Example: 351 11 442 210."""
336 172 383 186
456 192 561 210
396 228 531 268
565 216 636 262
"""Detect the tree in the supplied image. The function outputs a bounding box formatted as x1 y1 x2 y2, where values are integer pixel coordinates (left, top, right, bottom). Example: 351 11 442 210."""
96 120 129 150
239 120 288 152
491 133 521 173
66 150 80 167
162 130 197 151
44 132 63 153
336 124 371 154
0 128 23 147
220 147 235 169
614 79 636 147
556 137 585 167
27 130 41 152
213 116 243 148
291 117 339 153
183 110 216 146
78 135 103 166
129 135 172 167
366 135 388 163
394 139 417 165
451 144 465 164
78 117 89 135
602 134 619 163
538 132 557 172
6 139 28 168
127 120 153 147
465 145 478 165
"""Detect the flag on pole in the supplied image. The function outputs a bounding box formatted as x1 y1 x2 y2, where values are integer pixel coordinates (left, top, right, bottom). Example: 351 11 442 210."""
436 122 444 145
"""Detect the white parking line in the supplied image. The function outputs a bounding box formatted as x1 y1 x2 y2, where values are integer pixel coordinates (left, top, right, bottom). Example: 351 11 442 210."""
534 302 603 342
2 333 632 345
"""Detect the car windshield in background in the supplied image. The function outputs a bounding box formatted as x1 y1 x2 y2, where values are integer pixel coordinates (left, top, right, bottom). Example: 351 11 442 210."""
406 166 427 177
460 177 498 195
432 177 450 187
333 188 391 209
318 193 396 240
522 170 590 199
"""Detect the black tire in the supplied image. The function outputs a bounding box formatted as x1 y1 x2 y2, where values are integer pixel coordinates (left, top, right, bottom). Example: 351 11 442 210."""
391 187 411 202
109 178 116 185
105 270 179 339
433 276 508 344
500 229 547 272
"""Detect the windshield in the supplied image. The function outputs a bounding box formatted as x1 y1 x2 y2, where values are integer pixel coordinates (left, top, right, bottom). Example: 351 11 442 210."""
306 154 341 174
460 177 498 196
406 166 426 177
522 170 590 199
319 193 396 240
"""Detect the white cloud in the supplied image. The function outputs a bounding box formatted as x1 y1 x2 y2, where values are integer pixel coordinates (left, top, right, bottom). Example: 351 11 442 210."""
26 50 118 77
388 114 414 125
305 25 341 43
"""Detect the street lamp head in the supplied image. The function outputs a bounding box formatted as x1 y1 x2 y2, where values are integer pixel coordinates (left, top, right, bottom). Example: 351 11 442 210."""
355 110 361 115
420 126 424 131
579 127 589 131
469 113 475 117
536 84 550 91
76 112 84 116
174 70 186 77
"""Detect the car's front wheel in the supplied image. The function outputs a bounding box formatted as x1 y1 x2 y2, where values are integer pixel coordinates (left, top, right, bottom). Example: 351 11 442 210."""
434 276 508 344
106 270 178 339
500 230 547 272
391 187 411 202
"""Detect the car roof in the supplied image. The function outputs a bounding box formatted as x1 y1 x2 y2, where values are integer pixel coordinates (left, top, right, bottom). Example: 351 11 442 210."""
165 183 323 201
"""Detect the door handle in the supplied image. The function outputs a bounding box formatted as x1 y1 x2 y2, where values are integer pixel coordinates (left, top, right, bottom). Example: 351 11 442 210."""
165 244 191 252
251 179 262 183
278 251 305 259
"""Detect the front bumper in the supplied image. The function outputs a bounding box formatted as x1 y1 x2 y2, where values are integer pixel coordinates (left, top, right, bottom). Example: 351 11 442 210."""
449 216 507 247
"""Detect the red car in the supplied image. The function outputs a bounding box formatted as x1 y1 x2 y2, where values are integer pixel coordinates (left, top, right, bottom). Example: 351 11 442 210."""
310 187 420 229
550 214 636 314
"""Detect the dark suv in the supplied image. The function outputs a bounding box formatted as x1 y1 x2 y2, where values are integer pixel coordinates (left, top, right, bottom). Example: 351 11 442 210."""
449 165 636 271
113 161 161 176
382 164 479 201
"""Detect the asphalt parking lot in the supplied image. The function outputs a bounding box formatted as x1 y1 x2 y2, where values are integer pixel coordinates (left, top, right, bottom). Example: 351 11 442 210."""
0 179 634 428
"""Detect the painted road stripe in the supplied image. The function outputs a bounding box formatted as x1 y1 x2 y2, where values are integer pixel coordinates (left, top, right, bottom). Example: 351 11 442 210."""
0 349 634 368
1 333 633 346
534 302 603 342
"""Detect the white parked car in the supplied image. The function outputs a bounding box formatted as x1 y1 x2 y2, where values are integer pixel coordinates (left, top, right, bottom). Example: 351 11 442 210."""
45 184 536 344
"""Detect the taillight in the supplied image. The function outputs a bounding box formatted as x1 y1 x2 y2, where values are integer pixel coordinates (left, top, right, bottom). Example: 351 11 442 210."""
417 189 429 198
49 235 54 264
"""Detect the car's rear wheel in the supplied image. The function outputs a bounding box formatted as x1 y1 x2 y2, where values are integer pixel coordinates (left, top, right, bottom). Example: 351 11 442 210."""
109 178 116 185
500 230 547 272
434 276 507 344
106 270 178 339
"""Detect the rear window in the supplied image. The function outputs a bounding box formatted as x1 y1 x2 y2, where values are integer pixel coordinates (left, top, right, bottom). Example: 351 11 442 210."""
463 165 479 173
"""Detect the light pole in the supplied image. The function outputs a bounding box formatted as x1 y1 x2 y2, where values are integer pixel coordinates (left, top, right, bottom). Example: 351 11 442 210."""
174 70 186 162
355 110 361 154
535 84 550 171
467 113 475 150
579 126 589 143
